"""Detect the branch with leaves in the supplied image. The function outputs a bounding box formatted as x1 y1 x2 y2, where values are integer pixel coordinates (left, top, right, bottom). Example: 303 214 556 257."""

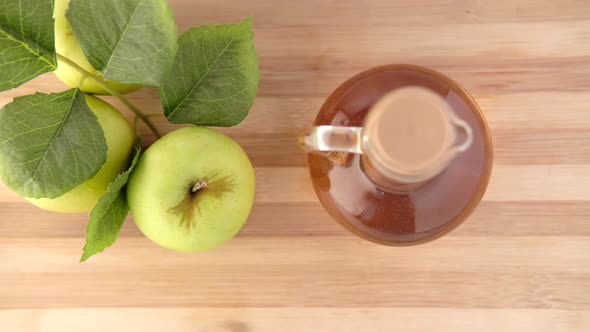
0 0 259 261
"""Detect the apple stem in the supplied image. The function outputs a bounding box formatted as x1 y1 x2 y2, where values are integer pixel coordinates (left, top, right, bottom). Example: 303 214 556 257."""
56 53 163 138
191 180 208 193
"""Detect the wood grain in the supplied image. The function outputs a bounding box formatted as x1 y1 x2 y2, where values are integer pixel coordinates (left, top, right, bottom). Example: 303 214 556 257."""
1 0 589 331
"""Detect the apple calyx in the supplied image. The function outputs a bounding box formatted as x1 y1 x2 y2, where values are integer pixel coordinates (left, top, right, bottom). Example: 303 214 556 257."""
168 175 236 231
191 179 208 193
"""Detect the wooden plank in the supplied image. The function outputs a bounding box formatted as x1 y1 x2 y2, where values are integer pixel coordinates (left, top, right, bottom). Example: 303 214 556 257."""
2 201 590 239
2 308 590 332
4 85 590 134
0 237 588 309
2 236 588 274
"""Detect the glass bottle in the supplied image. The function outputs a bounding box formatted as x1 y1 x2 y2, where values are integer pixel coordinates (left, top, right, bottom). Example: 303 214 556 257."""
301 65 493 245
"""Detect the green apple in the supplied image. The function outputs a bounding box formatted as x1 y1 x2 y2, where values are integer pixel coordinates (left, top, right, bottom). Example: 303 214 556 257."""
54 0 141 95
127 127 256 252
27 95 135 213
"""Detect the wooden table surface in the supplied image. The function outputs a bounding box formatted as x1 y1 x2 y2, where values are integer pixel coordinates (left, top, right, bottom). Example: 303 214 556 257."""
2 0 590 331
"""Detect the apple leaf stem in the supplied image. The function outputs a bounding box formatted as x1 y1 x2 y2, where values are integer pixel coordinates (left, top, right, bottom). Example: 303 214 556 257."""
77 73 88 89
133 115 141 136
56 53 162 138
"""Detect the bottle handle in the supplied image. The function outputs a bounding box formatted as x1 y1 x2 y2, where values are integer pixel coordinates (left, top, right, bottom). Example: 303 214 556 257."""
299 126 364 154
447 112 474 155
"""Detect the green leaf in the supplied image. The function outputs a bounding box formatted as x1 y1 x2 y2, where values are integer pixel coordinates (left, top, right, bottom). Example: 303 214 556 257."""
160 18 259 127
66 0 177 86
0 0 57 92
81 139 141 262
0 89 107 199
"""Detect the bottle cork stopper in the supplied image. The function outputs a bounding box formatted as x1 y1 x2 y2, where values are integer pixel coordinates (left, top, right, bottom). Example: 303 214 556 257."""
364 86 456 183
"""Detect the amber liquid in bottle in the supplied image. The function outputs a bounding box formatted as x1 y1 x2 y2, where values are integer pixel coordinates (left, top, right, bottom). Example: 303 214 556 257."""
308 65 493 245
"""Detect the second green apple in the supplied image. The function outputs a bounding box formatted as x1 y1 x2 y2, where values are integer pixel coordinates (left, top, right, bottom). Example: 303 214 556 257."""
53 0 141 95
27 95 135 213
